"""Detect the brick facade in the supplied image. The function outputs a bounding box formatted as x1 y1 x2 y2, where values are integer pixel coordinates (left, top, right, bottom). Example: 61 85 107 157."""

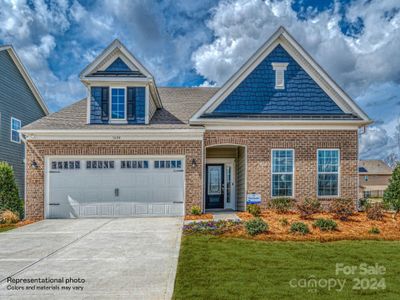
205 130 359 209
25 140 203 220
25 130 358 220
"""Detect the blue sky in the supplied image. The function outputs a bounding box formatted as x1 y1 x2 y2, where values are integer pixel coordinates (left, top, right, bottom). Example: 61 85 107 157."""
0 0 399 163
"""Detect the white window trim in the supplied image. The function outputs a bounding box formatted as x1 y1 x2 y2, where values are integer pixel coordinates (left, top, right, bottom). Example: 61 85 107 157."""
109 86 127 123
271 149 295 198
317 149 340 198
10 117 21 144
272 62 288 89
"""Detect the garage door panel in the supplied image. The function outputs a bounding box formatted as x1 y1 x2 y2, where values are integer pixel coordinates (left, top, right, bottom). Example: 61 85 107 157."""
48 158 185 218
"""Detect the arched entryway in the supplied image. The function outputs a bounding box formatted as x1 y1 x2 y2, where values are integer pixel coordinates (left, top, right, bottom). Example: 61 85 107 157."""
204 144 247 212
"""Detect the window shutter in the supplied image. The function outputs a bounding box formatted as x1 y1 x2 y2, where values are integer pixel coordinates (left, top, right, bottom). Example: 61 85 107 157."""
101 87 109 121
127 87 136 120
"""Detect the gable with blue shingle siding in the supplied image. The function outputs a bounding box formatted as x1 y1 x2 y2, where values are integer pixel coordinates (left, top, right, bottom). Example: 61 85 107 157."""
105 57 131 72
213 45 345 115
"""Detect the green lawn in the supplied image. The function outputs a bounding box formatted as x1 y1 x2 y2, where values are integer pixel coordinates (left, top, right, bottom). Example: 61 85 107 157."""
0 225 16 233
173 235 400 300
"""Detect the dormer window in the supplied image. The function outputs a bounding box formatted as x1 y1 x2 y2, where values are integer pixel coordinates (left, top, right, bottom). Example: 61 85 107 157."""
110 87 126 121
272 62 288 89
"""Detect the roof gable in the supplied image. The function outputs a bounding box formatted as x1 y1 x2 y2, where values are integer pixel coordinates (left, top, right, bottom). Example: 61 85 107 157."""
191 27 371 126
211 44 346 116
0 45 49 115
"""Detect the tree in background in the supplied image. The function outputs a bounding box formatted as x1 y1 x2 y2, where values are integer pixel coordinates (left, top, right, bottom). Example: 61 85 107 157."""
0 162 23 218
384 163 400 219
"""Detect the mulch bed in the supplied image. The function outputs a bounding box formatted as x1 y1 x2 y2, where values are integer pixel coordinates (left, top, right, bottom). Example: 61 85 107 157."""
184 214 214 221
232 211 400 242
0 219 35 229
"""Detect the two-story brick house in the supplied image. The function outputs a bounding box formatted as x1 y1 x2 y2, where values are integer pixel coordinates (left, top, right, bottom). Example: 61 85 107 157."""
21 27 371 220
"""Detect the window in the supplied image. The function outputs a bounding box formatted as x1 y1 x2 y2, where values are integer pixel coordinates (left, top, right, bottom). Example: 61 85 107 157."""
120 160 149 169
11 117 21 143
271 149 294 197
110 88 126 120
154 160 182 169
317 149 340 197
86 160 115 169
364 176 368 182
271 62 288 89
51 161 80 170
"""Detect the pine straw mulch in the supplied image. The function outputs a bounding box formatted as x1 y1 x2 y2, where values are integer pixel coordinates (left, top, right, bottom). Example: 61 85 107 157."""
231 211 400 242
184 213 214 221
0 219 35 229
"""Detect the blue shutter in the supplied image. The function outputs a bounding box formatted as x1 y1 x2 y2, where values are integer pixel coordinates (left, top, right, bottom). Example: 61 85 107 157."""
127 87 136 120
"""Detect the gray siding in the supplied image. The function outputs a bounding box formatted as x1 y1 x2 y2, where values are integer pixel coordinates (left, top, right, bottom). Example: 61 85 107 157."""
0 50 47 197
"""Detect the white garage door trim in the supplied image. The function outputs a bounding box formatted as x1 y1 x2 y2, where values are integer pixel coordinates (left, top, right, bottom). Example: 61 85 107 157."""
44 155 186 218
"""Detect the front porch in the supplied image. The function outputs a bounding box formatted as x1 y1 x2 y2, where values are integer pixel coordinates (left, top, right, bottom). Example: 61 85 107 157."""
204 145 247 212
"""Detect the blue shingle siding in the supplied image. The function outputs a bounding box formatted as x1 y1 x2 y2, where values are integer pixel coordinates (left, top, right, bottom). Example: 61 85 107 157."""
213 45 345 115
90 86 145 124
105 58 131 72
0 50 47 196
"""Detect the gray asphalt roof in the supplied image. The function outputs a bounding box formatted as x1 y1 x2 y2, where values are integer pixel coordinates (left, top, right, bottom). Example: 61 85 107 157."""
22 87 219 130
359 160 393 175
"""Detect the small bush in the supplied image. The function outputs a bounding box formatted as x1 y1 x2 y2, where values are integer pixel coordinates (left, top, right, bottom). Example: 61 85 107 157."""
183 220 242 235
0 162 23 218
297 198 321 219
269 197 295 214
366 202 384 221
279 218 289 226
368 227 380 234
0 209 20 225
190 205 202 215
290 222 310 235
246 204 261 217
244 218 269 236
313 218 337 231
358 198 369 211
329 198 354 221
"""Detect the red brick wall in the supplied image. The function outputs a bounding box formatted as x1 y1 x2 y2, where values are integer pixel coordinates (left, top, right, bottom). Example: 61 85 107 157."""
204 130 359 209
25 140 203 220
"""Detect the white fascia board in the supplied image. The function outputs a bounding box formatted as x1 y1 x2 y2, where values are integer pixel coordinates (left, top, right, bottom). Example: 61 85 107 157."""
21 128 205 141
82 77 152 83
190 26 371 124
1 46 50 115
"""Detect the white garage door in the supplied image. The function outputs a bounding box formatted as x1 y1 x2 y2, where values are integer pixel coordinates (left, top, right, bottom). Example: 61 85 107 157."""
46 157 185 218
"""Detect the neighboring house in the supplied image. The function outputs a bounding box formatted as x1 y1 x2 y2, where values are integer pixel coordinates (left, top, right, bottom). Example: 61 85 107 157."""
359 160 392 199
21 27 371 220
0 45 49 197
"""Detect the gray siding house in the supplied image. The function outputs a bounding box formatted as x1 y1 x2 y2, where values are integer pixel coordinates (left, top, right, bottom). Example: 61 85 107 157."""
0 45 49 197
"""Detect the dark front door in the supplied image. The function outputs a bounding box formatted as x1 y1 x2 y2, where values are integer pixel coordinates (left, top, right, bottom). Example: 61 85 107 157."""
206 164 224 209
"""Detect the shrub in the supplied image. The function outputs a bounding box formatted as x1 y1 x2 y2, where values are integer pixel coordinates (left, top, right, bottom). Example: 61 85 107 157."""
313 218 337 231
183 220 242 235
269 197 295 214
383 164 400 219
329 198 354 221
0 162 23 218
368 227 380 234
190 205 202 215
0 209 20 225
297 198 321 219
357 198 369 212
366 202 384 221
244 218 269 236
246 204 261 217
279 218 289 226
290 222 310 235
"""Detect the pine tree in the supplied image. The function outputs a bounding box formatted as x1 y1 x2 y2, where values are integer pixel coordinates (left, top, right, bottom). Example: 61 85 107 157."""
0 162 22 217
383 163 400 219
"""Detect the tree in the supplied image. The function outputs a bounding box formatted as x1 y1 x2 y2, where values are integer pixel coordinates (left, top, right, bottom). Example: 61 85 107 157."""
383 163 400 219
0 162 23 217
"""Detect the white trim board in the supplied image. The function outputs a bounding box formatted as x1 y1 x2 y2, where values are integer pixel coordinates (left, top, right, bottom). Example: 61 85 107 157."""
190 26 371 126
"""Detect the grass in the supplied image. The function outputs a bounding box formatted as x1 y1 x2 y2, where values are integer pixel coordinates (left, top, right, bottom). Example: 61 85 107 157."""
173 235 400 299
0 225 16 232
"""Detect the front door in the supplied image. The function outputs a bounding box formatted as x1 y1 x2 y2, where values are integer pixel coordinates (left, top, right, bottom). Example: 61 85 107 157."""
206 164 224 209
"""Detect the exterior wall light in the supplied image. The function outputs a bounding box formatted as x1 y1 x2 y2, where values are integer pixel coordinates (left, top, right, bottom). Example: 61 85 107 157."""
191 159 197 167
31 160 38 169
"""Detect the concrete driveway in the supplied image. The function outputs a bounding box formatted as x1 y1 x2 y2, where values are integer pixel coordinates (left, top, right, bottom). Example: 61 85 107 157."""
0 218 182 299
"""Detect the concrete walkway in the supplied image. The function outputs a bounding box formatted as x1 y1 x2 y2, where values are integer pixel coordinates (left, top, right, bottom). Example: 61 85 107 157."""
0 218 182 299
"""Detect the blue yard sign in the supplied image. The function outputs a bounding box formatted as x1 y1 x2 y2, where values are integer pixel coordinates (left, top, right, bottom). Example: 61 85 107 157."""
246 193 261 204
